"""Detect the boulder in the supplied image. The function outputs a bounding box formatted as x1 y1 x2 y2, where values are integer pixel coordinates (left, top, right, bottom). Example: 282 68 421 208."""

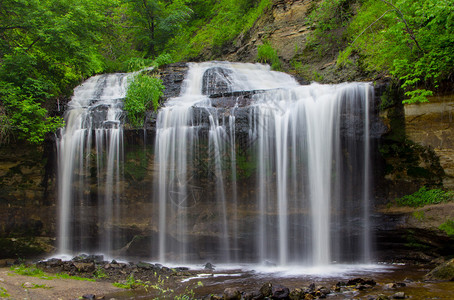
425 258 454 281
223 287 241 300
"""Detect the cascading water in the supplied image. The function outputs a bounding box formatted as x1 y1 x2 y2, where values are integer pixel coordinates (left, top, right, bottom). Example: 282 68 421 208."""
154 62 373 265
57 62 374 267
57 73 127 256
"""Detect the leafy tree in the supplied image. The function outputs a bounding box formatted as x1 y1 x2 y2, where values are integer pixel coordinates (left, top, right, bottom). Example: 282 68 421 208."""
124 0 192 57
341 0 454 103
0 0 117 143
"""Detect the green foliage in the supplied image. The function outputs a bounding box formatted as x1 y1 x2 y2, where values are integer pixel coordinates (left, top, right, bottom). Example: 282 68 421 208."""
113 274 152 290
0 106 12 144
21 282 51 289
152 53 174 68
124 149 149 181
412 210 425 221
124 73 164 127
343 0 454 103
256 41 281 70
0 0 117 144
94 267 108 279
236 152 255 179
10 264 46 277
306 0 359 57
1 83 64 143
439 219 454 237
0 286 10 298
53 273 94 281
125 57 155 72
395 186 454 207
167 0 271 60
9 264 95 281
124 0 193 57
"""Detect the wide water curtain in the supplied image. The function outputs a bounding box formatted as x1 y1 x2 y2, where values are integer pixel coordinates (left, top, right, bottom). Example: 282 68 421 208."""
58 62 373 265
153 62 373 265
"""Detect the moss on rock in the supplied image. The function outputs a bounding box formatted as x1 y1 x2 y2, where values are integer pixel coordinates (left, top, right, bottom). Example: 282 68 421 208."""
425 259 454 281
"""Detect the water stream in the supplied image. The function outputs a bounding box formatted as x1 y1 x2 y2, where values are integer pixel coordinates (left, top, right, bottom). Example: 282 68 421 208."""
57 73 128 256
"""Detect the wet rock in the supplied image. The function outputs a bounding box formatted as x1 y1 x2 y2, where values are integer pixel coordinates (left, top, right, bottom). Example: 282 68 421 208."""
260 282 273 297
392 292 406 299
317 287 330 296
86 255 104 263
223 287 241 300
72 254 89 261
376 295 390 300
82 294 96 300
202 67 233 95
384 283 397 289
45 258 63 266
272 284 290 299
204 262 215 270
289 288 304 300
243 290 262 300
305 283 316 293
73 262 95 272
160 62 188 100
137 262 154 270
347 277 375 286
425 258 454 281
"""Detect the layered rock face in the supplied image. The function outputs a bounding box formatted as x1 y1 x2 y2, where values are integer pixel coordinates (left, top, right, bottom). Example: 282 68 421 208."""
0 63 452 262
404 95 454 189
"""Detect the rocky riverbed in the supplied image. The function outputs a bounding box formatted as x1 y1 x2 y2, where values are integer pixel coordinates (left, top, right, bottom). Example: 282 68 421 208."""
1 255 453 299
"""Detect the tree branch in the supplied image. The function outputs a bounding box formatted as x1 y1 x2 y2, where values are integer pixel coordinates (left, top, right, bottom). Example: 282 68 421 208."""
379 0 423 52
351 9 395 46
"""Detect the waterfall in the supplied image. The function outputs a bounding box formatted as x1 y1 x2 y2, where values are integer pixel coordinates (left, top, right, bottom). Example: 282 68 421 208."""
57 73 127 256
154 62 373 265
57 62 373 266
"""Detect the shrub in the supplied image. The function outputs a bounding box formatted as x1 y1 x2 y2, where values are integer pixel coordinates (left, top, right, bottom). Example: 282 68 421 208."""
439 219 454 237
124 74 165 127
257 41 281 70
395 186 453 207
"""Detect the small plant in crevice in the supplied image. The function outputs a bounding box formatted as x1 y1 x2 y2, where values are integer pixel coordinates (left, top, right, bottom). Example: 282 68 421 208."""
412 210 425 221
94 267 108 279
256 41 281 71
439 219 454 237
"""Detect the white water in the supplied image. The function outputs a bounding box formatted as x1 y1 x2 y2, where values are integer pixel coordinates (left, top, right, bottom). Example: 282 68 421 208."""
57 62 373 266
154 62 373 265
57 73 128 256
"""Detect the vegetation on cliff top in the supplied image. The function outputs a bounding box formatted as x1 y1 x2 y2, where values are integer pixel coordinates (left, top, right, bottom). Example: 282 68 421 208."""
1 0 453 142
337 0 454 103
